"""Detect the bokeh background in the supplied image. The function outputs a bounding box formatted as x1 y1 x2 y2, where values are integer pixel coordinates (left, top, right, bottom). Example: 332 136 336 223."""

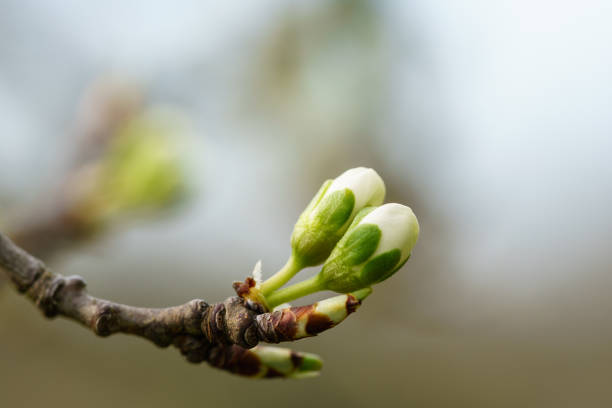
1 1 612 407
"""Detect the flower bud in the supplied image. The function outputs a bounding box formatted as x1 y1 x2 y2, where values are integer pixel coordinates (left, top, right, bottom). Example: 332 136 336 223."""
249 346 323 379
290 167 385 267
64 110 188 233
317 203 419 293
97 111 187 215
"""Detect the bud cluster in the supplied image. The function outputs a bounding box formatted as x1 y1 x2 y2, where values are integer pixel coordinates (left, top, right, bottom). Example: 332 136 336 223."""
259 167 419 309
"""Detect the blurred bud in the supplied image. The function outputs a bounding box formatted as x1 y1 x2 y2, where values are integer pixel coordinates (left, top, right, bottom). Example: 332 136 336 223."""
94 111 187 217
100 112 185 213
291 167 385 267
68 110 188 230
249 346 323 379
317 203 419 293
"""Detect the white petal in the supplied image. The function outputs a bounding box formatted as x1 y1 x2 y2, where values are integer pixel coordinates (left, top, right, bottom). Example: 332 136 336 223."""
359 203 419 262
324 167 386 218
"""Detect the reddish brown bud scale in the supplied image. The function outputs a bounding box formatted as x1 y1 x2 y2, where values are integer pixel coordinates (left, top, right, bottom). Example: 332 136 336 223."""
255 291 366 342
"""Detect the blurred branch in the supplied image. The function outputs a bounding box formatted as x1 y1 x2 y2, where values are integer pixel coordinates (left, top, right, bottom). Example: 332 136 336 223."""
3 79 141 260
5 79 186 261
8 202 92 261
0 231 364 378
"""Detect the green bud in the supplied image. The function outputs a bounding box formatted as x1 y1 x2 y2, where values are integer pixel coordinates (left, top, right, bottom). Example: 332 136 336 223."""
98 111 187 215
249 346 323 379
65 110 188 232
264 287 372 328
291 167 385 267
317 203 419 293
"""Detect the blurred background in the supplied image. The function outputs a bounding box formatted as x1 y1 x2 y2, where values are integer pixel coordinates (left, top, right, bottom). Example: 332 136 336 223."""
1 0 611 406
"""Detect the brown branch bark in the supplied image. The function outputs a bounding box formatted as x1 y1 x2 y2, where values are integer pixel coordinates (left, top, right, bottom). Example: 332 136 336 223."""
0 231 351 378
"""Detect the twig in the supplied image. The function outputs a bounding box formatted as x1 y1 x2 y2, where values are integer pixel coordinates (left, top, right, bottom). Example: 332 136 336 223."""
0 231 361 378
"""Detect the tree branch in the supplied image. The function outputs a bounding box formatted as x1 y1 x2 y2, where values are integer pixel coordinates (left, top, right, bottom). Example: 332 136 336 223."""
0 231 208 342
0 231 362 378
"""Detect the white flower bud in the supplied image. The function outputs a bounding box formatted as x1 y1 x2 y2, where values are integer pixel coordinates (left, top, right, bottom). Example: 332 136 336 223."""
323 167 386 221
290 167 385 267
358 203 419 263
317 203 419 293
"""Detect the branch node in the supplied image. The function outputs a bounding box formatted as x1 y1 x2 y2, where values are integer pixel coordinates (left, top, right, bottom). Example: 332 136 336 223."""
183 299 209 333
63 275 87 291
201 297 260 348
93 303 119 336
35 274 66 317
202 303 227 344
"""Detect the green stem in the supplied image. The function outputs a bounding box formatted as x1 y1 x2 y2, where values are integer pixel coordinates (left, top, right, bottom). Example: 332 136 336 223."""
265 275 324 309
261 255 303 296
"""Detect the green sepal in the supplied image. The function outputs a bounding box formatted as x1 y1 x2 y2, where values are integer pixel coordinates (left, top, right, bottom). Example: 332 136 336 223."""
311 189 355 229
300 180 333 217
317 258 355 293
340 224 381 266
361 248 401 285
291 187 356 267
317 223 383 293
